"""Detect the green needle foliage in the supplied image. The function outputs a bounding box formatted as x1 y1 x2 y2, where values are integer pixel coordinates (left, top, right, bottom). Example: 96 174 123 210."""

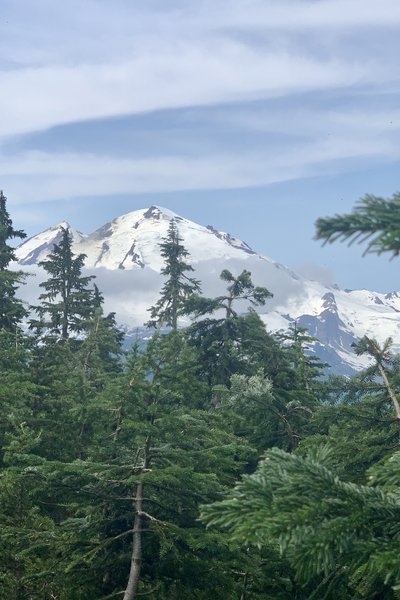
0 190 28 330
185 268 272 320
31 227 95 339
185 270 273 387
201 446 400 599
315 192 400 257
147 220 200 330
214 370 318 453
3 193 400 598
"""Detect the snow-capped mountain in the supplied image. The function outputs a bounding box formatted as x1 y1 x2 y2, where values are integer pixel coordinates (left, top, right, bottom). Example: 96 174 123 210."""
15 205 400 375
17 206 257 271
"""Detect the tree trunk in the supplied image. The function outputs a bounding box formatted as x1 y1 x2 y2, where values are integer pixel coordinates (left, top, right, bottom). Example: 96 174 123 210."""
377 362 400 422
123 437 150 600
364 336 400 424
240 572 248 600
61 297 69 340
123 481 144 600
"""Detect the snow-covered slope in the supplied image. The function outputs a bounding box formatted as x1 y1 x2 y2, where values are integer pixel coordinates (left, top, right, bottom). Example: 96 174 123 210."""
15 205 400 375
17 206 258 271
17 222 86 265
262 285 400 374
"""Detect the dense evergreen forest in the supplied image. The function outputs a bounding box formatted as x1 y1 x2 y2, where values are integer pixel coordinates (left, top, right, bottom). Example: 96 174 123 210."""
1 190 400 599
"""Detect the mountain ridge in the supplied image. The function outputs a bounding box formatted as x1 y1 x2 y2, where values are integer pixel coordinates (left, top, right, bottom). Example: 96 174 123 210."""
16 205 262 271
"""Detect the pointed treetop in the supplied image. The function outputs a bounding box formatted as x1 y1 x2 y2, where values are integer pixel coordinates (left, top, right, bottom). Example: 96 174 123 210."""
32 227 96 339
147 219 201 330
0 191 28 329
0 190 27 268
54 221 71 230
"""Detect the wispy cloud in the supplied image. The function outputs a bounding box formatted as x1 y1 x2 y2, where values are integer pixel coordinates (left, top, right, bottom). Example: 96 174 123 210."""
1 0 399 210
2 129 395 204
202 0 400 30
0 0 398 138
0 48 370 138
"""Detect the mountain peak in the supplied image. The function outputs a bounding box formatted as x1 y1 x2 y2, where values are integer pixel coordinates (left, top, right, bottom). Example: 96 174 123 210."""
54 220 71 230
33 206 258 272
15 221 85 265
142 205 177 221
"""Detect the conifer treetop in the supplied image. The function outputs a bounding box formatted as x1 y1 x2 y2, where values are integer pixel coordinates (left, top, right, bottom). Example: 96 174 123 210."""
0 191 28 330
32 227 96 339
147 219 201 330
0 190 26 270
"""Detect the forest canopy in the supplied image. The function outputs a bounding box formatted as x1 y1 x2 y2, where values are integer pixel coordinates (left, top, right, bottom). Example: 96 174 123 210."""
1 190 400 599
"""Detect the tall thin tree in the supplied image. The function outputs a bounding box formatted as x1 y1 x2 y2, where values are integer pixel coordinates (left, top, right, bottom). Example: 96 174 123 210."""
0 190 27 330
146 219 200 330
31 227 95 339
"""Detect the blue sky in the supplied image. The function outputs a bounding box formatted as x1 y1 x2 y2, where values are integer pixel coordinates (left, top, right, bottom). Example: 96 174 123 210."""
1 0 400 292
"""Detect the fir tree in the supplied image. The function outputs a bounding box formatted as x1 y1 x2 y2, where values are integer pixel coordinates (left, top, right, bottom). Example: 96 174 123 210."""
0 190 27 330
198 192 400 600
112 335 253 599
3 332 256 600
215 370 318 453
278 322 327 391
80 283 125 382
146 220 200 330
301 369 400 484
201 446 400 599
185 268 272 320
184 270 273 387
31 227 95 339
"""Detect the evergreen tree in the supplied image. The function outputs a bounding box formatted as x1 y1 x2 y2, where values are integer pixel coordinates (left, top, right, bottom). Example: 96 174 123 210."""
1 332 258 600
109 335 254 599
0 287 126 597
198 189 400 600
31 227 95 339
277 322 327 392
185 270 273 387
302 372 400 484
80 284 125 383
0 330 39 466
215 370 318 453
185 268 272 320
146 220 200 330
201 446 400 599
11 190 400 598
0 190 28 330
